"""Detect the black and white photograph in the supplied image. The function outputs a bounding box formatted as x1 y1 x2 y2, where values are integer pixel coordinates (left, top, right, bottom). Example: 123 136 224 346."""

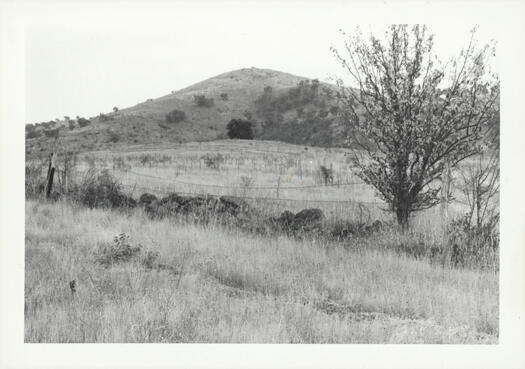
1 0 525 368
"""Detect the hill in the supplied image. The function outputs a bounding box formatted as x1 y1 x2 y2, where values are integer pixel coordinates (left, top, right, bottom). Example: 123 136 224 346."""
25 67 349 157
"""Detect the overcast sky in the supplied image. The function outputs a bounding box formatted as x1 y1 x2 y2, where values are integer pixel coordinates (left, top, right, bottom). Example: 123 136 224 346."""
24 1 501 123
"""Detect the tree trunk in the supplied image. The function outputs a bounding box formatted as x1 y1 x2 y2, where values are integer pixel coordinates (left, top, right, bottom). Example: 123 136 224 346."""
396 203 410 233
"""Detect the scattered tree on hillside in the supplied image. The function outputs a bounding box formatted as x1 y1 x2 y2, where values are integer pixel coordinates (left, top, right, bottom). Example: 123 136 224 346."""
44 128 60 138
332 25 499 231
77 117 91 128
193 95 214 108
26 126 41 139
226 119 254 140
99 113 113 122
113 106 119 113
166 109 186 123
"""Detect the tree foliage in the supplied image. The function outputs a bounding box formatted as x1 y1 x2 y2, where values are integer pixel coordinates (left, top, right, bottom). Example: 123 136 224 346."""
226 119 254 140
165 109 186 123
77 117 91 128
332 25 499 230
193 95 214 108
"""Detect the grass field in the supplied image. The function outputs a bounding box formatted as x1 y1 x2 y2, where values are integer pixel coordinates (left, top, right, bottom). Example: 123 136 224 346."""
25 140 498 343
64 139 473 235
25 199 498 343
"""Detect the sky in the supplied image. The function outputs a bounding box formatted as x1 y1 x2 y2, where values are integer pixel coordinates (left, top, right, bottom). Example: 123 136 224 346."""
24 1 502 124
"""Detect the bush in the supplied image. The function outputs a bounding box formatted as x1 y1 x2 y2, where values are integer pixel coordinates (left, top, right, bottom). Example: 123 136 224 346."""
201 153 224 169
73 169 135 209
96 233 142 266
43 128 60 138
447 214 499 270
107 131 120 143
193 95 214 108
319 165 334 185
166 109 186 123
99 113 113 122
220 93 229 101
25 162 46 197
68 121 76 130
77 117 91 127
26 130 42 139
226 119 254 140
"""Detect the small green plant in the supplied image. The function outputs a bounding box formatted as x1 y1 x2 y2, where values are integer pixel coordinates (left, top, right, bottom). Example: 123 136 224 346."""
96 233 142 266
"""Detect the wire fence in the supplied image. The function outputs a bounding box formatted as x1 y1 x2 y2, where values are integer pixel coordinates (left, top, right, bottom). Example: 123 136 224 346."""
116 169 385 206
125 169 367 190
120 182 385 205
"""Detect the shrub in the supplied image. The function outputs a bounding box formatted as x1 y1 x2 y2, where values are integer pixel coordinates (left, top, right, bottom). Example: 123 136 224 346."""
25 162 46 197
77 117 91 127
26 130 42 139
193 95 214 107
220 93 229 101
96 233 142 266
43 128 60 138
201 153 224 169
166 109 186 123
68 121 76 130
99 113 113 122
113 106 119 113
447 214 499 270
226 119 254 139
112 156 130 171
319 165 334 185
73 169 135 209
41 121 56 129
107 131 120 143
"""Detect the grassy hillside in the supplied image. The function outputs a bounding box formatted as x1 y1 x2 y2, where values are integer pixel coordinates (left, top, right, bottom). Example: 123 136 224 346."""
25 199 498 343
25 68 349 158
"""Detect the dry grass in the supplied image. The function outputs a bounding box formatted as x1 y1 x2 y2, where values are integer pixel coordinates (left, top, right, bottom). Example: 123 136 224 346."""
25 199 498 343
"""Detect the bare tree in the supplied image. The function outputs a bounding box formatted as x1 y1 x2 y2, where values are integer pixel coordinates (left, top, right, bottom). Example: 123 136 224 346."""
458 111 499 229
331 25 499 231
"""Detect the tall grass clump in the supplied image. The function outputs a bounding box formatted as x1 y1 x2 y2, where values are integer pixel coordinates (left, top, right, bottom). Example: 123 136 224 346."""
72 169 136 209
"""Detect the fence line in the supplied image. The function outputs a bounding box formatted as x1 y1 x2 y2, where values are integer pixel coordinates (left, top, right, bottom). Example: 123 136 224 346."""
124 169 366 190
120 183 384 205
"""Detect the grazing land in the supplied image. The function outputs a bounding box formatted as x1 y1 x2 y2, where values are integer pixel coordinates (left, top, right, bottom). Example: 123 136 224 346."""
25 199 498 343
25 140 498 343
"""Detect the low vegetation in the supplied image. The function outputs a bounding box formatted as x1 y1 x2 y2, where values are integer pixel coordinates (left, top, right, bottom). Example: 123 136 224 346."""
25 199 498 343
193 94 214 108
165 109 186 123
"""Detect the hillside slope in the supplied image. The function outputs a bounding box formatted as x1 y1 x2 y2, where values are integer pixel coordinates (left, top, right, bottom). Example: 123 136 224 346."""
25 67 348 157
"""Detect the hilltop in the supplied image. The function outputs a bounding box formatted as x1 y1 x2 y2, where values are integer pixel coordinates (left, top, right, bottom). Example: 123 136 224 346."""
25 67 350 157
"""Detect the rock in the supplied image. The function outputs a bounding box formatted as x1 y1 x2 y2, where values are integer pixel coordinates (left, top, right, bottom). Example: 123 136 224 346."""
138 193 158 206
293 208 325 232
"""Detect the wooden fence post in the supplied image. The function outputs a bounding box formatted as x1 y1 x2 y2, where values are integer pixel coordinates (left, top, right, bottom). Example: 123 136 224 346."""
45 152 55 199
